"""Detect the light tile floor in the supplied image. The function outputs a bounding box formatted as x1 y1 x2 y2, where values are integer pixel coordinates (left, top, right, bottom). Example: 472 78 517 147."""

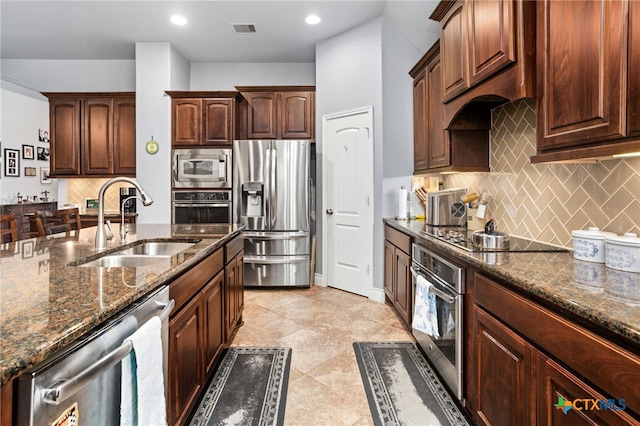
230 285 415 426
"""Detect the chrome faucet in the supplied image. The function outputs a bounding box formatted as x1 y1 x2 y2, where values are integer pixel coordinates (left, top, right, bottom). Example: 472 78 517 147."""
95 177 153 251
119 195 143 243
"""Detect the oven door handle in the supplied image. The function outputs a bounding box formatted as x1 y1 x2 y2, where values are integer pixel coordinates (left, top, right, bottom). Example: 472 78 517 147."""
173 203 230 208
410 266 457 304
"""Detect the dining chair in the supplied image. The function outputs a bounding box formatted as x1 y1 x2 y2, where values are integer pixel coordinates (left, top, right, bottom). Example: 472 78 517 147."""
34 208 83 237
0 213 19 243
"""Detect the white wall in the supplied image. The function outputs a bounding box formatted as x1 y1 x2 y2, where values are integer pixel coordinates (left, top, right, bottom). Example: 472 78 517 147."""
0 83 59 204
316 16 422 289
190 63 315 90
1 59 136 92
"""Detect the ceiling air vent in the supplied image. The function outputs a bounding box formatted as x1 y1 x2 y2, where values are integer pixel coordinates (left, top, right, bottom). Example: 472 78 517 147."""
232 24 256 34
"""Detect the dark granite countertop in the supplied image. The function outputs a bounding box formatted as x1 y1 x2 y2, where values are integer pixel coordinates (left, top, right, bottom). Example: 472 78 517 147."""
0 223 244 385
384 218 640 348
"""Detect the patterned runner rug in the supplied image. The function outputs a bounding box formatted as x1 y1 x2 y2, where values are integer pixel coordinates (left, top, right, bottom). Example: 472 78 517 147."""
353 342 470 426
189 347 291 426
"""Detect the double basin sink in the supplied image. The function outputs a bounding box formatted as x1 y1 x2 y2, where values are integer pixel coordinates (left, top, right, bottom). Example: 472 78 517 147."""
76 241 196 268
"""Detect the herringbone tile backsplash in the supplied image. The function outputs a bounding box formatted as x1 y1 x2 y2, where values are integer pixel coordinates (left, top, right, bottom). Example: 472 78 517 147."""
444 98 640 248
67 178 132 212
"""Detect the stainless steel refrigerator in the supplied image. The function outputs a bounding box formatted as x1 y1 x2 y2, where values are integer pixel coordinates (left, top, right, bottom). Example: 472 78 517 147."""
233 140 310 287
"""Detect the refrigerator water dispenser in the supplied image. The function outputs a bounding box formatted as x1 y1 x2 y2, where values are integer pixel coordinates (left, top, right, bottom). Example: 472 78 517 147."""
242 182 264 217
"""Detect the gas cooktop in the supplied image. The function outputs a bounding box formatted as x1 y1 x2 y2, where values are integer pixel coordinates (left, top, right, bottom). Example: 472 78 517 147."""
420 225 569 253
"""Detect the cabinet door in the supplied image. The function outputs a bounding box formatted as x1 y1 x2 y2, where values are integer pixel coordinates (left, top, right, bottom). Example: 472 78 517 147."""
384 240 396 300
279 91 314 139
537 0 626 150
426 53 449 169
467 0 516 87
49 98 81 176
168 295 204 426
225 257 239 340
245 92 278 139
441 1 468 102
394 248 412 326
472 306 535 426
628 0 640 138
235 252 244 322
203 271 225 377
82 98 114 175
204 98 233 145
113 97 136 174
172 98 202 146
413 69 429 171
537 355 637 425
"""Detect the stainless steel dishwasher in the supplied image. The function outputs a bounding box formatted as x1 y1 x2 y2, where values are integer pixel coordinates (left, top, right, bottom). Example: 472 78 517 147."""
15 286 174 425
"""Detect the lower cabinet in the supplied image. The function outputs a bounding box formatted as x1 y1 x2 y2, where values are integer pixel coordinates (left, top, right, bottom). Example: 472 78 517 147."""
469 272 640 424
167 233 244 425
383 225 412 327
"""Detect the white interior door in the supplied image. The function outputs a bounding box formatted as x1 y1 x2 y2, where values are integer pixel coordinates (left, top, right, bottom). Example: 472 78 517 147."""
323 107 373 297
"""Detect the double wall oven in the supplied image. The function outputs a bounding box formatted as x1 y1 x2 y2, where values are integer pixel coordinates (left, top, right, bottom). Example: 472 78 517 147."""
171 148 233 225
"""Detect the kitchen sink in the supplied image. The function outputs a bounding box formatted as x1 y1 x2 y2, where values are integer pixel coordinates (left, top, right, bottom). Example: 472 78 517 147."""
75 241 196 268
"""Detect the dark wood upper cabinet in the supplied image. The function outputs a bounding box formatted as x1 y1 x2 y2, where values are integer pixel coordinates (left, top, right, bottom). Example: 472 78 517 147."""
48 98 81 176
430 0 535 129
44 93 135 177
236 86 315 140
167 92 243 147
532 0 640 163
410 41 490 173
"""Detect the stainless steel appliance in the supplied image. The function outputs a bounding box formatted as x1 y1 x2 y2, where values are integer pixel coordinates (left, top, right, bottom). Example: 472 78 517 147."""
426 188 467 226
410 243 465 401
172 190 232 224
16 286 174 425
233 139 310 287
172 148 232 189
119 187 137 213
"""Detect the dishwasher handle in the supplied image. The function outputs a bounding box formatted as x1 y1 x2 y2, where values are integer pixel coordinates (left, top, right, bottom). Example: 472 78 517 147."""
43 299 175 405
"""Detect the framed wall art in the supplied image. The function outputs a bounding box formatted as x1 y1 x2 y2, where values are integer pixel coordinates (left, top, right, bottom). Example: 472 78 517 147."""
25 166 37 176
37 147 50 161
22 144 34 160
3 149 20 177
39 129 50 143
40 167 52 184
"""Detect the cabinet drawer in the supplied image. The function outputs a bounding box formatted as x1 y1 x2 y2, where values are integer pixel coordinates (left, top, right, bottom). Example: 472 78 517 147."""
384 225 411 254
225 234 243 263
170 248 223 313
475 273 640 415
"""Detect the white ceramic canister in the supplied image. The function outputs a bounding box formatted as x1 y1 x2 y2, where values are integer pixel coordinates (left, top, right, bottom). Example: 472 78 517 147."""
604 233 640 273
571 227 617 263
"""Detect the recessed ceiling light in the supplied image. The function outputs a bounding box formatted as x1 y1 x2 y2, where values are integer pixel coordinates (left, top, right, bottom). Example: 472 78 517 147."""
305 15 321 25
171 15 187 26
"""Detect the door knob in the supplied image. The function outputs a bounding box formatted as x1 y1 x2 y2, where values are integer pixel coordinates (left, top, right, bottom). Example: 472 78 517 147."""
326 209 334 215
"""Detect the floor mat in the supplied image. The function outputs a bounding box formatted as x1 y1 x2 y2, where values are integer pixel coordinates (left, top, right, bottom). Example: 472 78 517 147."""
189 347 292 426
353 341 470 426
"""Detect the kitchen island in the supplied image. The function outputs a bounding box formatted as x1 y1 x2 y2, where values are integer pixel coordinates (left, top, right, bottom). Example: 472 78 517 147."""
0 223 243 387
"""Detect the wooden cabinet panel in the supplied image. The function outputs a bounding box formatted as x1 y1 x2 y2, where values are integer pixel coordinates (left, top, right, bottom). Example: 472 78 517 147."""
394 248 412 325
426 53 448 169
383 225 413 328
113 98 136 174
49 98 81 176
467 0 516 87
170 248 224 312
224 252 244 341
441 1 468 102
172 99 202 146
628 0 640 138
412 69 429 171
537 355 637 425
279 91 314 139
204 98 233 145
82 98 113 175
203 271 225 376
472 305 534 426
537 0 626 150
168 294 204 426
245 92 278 139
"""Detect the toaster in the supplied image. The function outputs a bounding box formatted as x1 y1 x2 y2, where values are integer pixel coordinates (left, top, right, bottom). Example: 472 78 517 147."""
426 188 467 226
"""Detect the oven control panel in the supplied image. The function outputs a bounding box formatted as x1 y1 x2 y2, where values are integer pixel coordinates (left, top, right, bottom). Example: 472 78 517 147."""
173 191 230 202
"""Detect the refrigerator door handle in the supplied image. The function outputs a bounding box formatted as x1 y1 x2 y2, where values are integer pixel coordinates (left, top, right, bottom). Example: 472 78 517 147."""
244 231 308 240
265 147 271 228
270 146 277 228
